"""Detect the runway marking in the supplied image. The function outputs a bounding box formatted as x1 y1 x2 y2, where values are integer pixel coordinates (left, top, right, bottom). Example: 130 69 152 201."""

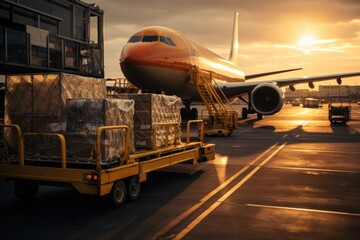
153 143 281 239
246 203 360 217
266 166 360 174
175 143 287 239
285 149 360 154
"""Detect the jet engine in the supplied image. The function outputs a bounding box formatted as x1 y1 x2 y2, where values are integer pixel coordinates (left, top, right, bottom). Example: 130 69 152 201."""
250 83 284 115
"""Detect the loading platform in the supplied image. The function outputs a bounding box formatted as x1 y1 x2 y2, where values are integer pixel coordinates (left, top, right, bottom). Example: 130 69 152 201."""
0 120 215 207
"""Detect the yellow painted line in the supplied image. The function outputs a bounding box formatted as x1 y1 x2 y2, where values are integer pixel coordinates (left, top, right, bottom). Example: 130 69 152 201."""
285 149 360 154
267 166 360 174
152 143 280 239
246 203 360 217
176 143 287 239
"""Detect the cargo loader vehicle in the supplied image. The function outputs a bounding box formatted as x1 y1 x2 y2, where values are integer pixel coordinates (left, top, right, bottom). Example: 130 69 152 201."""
0 73 215 207
0 121 214 207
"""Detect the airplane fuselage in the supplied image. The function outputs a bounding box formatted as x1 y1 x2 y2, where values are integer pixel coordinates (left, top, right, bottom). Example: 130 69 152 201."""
120 26 245 100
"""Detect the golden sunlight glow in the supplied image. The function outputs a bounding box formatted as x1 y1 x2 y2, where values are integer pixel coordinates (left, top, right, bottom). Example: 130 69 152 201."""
296 34 337 54
212 154 228 184
298 35 316 46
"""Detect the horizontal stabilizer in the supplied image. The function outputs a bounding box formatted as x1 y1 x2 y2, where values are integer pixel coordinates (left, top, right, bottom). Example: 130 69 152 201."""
245 68 303 80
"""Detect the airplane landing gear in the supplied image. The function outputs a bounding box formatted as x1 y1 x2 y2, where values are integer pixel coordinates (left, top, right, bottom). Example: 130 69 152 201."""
241 107 262 120
190 108 198 120
242 107 248 119
181 100 198 120
181 107 198 120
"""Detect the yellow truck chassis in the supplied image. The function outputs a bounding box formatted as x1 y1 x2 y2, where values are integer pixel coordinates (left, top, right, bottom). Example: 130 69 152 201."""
0 120 215 207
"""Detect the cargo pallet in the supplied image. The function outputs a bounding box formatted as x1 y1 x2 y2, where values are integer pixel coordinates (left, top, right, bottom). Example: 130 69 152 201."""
0 120 215 207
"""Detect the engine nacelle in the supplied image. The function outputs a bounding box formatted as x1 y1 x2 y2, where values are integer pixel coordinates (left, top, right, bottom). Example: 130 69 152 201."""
250 83 284 115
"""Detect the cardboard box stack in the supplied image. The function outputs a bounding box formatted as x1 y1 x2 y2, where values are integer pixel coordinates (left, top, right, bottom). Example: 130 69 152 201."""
4 73 107 158
66 98 135 164
113 93 182 149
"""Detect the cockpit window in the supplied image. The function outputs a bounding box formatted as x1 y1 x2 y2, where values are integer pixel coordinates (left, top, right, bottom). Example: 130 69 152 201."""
160 36 176 47
129 34 176 46
129 35 142 42
166 37 176 46
142 35 159 42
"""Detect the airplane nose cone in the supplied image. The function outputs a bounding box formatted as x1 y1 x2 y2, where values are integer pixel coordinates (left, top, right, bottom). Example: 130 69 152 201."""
120 43 161 67
120 45 140 66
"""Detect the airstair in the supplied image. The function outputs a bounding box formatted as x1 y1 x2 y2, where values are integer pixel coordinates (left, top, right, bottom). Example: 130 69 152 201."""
190 66 238 135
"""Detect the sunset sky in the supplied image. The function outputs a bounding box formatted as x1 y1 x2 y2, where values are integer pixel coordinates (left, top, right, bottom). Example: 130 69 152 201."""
96 0 360 88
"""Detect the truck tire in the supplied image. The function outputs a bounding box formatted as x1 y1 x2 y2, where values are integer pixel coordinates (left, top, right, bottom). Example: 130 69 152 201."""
110 180 127 207
127 176 141 201
14 180 39 200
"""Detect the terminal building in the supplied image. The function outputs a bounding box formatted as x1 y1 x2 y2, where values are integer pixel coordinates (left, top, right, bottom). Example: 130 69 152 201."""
285 85 360 102
0 0 104 78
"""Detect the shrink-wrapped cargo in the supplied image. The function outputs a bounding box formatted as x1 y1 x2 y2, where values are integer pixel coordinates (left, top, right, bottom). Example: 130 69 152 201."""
4 73 107 157
66 98 135 164
113 93 182 149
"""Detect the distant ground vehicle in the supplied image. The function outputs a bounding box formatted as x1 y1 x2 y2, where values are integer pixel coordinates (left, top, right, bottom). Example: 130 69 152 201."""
328 97 351 124
303 98 319 108
291 98 300 106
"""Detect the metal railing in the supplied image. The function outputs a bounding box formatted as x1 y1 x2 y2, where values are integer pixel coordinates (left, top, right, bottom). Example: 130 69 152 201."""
23 133 66 168
186 120 204 145
95 125 129 171
0 124 24 165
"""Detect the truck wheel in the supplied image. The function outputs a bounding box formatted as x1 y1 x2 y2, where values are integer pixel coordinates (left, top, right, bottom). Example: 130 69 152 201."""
127 176 141 201
14 180 39 200
110 180 127 207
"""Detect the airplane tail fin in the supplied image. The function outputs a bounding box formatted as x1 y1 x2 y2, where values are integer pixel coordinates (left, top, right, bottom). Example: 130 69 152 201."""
229 12 239 65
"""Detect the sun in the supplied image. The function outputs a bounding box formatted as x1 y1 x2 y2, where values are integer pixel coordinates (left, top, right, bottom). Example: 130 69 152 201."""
298 35 316 46
296 34 337 54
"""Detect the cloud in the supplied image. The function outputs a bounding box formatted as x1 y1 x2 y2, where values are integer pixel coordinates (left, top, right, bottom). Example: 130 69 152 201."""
91 0 360 85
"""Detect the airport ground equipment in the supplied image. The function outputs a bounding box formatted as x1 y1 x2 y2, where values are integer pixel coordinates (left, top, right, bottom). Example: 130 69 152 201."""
107 78 139 94
0 121 215 207
303 98 319 108
291 98 301 106
328 97 351 124
190 67 238 136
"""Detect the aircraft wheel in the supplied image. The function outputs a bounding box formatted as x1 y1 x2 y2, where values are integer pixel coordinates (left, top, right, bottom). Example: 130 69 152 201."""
242 108 248 119
14 180 39 200
127 176 141 201
190 108 198 120
110 180 127 207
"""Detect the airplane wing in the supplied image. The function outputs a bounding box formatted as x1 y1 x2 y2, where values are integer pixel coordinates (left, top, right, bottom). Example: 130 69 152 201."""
218 71 360 96
215 71 360 117
245 68 303 80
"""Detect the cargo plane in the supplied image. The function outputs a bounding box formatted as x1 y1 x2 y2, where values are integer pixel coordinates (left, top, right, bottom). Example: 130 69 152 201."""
120 12 360 120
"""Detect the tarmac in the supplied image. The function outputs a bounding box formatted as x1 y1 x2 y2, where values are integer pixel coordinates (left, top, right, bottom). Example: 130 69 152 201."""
0 104 359 240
